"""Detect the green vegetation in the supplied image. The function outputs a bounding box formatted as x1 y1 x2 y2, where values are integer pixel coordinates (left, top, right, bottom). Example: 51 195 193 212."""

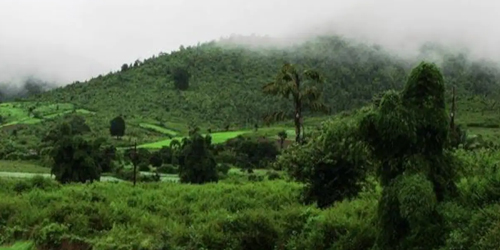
2 34 500 249
0 242 34 250
0 161 49 174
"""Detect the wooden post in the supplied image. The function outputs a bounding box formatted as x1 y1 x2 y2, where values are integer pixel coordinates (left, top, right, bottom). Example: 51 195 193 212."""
450 86 456 130
132 141 137 186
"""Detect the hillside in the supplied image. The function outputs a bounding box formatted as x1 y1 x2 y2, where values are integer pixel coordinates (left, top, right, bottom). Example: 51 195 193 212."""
28 36 500 125
1 35 500 153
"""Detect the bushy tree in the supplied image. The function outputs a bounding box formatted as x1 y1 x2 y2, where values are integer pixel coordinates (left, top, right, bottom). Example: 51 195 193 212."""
277 130 287 149
49 123 103 184
172 67 190 91
121 63 129 72
223 136 280 173
274 119 369 208
97 145 118 173
110 116 126 139
359 62 458 250
177 133 218 184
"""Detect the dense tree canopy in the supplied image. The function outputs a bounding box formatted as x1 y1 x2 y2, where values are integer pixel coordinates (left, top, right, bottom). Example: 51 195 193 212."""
359 62 458 250
109 116 126 139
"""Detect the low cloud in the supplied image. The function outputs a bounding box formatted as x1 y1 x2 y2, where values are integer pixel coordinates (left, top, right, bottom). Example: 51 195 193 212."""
0 0 499 87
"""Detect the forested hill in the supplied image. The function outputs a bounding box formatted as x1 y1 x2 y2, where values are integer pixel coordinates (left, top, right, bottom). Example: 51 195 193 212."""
30 35 500 127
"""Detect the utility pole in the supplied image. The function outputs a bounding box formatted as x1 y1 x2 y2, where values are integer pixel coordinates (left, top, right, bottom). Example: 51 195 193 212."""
450 86 456 131
132 141 137 186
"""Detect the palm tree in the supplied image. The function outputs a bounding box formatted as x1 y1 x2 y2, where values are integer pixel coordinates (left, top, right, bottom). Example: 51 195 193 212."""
262 63 329 143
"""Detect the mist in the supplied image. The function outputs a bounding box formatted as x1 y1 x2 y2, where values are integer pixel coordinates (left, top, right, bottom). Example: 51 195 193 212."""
0 0 499 89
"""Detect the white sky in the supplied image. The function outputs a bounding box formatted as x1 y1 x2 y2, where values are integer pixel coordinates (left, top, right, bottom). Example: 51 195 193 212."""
0 0 499 84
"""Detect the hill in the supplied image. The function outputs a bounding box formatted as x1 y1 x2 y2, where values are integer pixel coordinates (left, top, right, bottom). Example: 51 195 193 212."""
1 35 500 153
28 35 500 126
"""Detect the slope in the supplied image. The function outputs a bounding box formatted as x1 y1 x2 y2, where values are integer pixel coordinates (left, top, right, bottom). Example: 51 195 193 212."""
0 35 497 150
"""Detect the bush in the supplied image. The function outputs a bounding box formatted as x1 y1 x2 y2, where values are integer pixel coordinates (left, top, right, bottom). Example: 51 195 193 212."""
266 170 282 180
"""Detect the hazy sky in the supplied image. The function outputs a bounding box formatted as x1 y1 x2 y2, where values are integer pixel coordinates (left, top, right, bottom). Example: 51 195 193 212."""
0 0 499 85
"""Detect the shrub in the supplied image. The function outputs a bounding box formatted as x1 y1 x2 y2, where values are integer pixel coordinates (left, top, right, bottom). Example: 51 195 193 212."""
266 170 282 180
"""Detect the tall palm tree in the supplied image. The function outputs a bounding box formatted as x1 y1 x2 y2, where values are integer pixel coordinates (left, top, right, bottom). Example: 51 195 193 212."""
263 63 329 143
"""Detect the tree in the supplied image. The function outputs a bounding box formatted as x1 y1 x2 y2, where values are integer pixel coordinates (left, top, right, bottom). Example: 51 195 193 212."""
121 63 129 72
274 119 369 208
96 145 117 173
110 116 126 139
226 136 279 173
49 123 103 184
172 67 190 90
177 133 218 184
277 130 287 149
358 62 458 250
263 63 329 143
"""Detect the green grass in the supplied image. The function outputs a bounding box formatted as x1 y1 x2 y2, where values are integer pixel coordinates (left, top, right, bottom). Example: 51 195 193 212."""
139 123 179 136
138 130 254 148
0 242 34 250
0 160 50 174
0 102 95 127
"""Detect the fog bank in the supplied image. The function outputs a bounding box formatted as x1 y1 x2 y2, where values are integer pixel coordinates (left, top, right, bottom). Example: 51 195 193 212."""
0 0 499 86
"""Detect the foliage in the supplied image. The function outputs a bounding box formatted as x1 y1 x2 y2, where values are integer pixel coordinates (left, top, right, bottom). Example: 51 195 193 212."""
359 62 457 250
177 133 218 184
275 118 369 208
223 136 280 172
262 63 329 143
47 122 104 184
172 67 190 91
277 130 288 149
0 178 380 250
109 116 126 139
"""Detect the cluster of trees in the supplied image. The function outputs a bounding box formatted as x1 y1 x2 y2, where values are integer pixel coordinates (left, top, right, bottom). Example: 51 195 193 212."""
41 114 283 184
275 62 466 249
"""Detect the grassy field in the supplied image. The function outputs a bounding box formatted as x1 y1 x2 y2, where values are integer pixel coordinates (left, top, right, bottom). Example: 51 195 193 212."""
139 123 179 136
0 102 94 128
0 161 50 174
0 242 34 250
137 128 298 149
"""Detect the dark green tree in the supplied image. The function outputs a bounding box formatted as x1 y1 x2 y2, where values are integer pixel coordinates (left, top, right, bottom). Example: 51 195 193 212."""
177 133 218 184
263 63 329 143
49 123 103 184
121 63 129 72
97 145 117 173
277 130 287 149
275 119 369 208
110 116 126 139
172 67 190 91
359 62 458 250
